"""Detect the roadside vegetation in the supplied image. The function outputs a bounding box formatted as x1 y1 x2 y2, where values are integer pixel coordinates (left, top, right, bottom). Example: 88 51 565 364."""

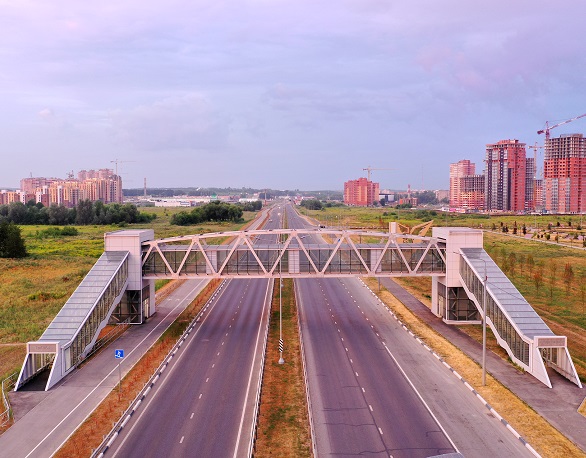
0 200 156 226
0 206 258 383
170 200 262 225
255 278 311 457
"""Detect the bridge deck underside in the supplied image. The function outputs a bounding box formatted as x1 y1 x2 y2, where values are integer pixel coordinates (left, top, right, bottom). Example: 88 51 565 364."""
142 243 446 278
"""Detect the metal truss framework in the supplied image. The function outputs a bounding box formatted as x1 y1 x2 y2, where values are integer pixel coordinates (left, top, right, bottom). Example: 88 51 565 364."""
141 229 446 279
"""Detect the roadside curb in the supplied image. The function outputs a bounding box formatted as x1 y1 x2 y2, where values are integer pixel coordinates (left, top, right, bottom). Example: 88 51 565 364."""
358 278 541 458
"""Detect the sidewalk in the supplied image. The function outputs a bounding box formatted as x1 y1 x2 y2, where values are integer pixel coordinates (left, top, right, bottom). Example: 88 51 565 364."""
380 278 586 453
0 280 207 458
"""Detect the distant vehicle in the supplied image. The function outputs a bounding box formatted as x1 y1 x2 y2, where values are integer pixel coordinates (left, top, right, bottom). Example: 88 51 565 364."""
319 225 325 228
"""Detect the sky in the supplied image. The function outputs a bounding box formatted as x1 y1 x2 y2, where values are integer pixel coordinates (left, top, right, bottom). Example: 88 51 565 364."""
1 1 586 191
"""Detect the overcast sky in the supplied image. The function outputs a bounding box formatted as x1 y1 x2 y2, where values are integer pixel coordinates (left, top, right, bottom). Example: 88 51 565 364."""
1 1 585 191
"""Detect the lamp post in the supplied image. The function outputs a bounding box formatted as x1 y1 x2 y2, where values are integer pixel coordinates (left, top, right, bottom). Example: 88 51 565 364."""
278 212 284 365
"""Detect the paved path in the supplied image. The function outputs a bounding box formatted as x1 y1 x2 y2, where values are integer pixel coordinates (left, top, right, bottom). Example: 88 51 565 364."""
381 278 586 453
0 280 207 458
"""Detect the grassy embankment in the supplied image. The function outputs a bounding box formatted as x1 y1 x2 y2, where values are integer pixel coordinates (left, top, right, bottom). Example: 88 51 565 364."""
0 206 257 382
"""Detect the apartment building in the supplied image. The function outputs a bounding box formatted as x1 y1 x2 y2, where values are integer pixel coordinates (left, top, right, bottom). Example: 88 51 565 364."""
18 169 123 208
344 177 380 206
449 160 485 210
484 140 527 212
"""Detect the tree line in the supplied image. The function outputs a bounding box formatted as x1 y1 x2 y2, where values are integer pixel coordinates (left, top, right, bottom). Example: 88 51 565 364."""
171 201 259 226
0 200 156 226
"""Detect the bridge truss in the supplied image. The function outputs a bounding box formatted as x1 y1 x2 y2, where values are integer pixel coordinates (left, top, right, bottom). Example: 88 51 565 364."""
141 229 447 279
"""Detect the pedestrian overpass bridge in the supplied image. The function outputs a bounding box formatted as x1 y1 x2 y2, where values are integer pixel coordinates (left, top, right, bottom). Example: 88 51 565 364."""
16 227 582 391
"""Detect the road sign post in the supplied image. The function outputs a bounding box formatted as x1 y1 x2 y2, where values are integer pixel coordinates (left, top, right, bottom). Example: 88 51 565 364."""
115 349 124 392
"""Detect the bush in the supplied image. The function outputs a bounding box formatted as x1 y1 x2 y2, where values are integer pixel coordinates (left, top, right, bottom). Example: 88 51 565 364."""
0 221 27 258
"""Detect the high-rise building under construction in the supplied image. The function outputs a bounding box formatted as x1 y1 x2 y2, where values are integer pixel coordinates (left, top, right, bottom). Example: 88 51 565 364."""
544 133 586 213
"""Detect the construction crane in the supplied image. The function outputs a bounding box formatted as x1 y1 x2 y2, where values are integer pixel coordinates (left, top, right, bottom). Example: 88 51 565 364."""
527 142 544 175
537 113 586 140
110 159 135 176
362 166 395 181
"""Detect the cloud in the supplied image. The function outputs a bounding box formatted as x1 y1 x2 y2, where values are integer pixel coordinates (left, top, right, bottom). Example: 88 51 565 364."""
110 93 229 151
38 108 54 119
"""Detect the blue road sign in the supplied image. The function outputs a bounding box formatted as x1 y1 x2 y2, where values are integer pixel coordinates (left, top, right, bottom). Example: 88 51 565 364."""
115 349 124 359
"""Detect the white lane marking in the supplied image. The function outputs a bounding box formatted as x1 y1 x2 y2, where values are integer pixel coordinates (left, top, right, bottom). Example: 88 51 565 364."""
233 279 272 458
180 436 184 444
86 280 231 458
29 281 210 458
382 343 460 453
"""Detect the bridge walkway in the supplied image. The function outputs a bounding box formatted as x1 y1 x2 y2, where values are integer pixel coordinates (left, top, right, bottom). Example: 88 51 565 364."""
16 251 130 391
459 247 582 388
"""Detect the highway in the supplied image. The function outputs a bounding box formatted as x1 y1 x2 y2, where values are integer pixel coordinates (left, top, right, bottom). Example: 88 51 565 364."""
105 208 282 457
287 204 533 457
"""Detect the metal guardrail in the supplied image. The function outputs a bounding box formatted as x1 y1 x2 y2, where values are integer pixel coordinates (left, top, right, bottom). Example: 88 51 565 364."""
248 278 273 457
295 281 317 457
1 372 18 427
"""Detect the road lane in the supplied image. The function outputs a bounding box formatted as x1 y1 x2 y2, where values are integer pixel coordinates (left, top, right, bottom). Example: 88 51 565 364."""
286 203 533 457
105 206 284 457
297 278 456 457
109 278 272 457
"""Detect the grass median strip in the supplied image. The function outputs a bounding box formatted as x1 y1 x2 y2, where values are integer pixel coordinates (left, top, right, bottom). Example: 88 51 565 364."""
54 279 221 458
362 277 584 458
254 278 311 457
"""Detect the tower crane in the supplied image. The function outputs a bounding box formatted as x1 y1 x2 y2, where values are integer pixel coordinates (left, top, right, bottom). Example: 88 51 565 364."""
362 166 395 181
537 113 586 140
110 159 136 176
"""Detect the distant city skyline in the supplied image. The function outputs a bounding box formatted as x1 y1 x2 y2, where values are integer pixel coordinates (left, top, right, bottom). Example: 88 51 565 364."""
1 1 585 190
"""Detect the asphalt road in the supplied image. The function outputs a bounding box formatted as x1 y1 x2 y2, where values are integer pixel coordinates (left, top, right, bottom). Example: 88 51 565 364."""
108 277 272 458
287 204 533 457
105 207 282 457
0 279 209 458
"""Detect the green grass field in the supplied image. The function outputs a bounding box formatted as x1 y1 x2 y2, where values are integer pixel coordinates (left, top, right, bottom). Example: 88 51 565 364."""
0 207 257 379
